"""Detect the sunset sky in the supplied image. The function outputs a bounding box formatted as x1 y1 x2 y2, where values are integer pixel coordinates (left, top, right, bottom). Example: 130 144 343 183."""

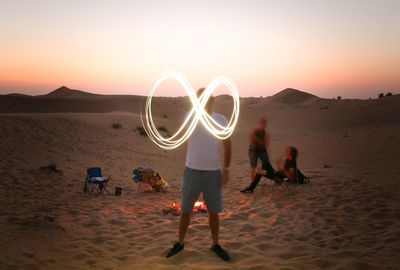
1 0 399 98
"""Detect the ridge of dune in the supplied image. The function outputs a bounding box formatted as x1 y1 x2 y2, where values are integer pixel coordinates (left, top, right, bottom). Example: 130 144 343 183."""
42 86 102 99
1 87 399 124
269 88 319 104
5 93 32 98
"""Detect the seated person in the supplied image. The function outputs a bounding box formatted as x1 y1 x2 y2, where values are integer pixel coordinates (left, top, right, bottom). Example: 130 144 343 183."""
275 146 298 182
240 146 298 193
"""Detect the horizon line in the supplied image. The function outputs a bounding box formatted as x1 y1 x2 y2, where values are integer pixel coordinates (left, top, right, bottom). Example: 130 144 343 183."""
1 85 397 100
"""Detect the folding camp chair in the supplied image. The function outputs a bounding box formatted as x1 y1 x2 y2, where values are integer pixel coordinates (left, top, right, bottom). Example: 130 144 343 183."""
283 168 310 194
284 169 299 194
132 167 169 192
264 167 300 194
132 168 153 192
83 167 110 195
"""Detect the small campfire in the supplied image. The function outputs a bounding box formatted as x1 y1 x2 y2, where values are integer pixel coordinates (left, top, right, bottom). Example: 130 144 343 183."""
163 200 207 216
162 202 181 216
193 201 207 213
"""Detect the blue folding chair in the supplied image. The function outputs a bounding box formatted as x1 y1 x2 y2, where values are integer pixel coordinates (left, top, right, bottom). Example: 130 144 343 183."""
83 167 110 195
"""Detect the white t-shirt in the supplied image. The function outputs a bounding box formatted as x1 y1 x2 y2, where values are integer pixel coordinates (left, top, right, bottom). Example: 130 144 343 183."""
185 112 228 171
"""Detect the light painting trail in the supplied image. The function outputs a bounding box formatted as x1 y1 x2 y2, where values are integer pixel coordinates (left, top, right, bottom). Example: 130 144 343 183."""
141 71 240 150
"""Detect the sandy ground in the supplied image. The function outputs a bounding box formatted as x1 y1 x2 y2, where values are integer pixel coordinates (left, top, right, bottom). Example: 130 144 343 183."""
0 91 399 270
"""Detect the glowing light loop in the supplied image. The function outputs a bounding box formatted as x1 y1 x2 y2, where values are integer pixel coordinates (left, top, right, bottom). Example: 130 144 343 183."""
141 71 240 150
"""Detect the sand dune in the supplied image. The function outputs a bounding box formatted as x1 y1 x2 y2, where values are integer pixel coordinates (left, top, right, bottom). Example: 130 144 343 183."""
42 86 102 100
267 88 318 104
0 88 399 269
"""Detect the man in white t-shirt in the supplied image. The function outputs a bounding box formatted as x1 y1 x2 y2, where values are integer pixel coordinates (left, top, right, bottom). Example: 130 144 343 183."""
166 88 232 261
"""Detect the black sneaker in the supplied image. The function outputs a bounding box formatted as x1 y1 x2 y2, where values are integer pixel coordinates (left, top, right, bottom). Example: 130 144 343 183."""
212 244 230 261
240 188 253 193
166 242 184 258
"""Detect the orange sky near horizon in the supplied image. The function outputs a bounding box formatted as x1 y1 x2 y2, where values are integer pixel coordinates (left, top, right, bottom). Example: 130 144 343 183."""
1 0 399 98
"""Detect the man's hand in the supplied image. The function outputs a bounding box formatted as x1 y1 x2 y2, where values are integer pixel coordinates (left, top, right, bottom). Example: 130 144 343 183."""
222 137 231 187
221 169 230 187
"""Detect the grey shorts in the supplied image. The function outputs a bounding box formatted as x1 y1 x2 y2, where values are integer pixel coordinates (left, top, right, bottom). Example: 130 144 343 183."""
181 167 222 213
248 148 269 168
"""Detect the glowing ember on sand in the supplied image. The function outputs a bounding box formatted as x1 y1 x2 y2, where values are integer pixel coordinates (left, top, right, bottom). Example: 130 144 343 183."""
193 201 207 212
163 201 207 216
163 202 181 216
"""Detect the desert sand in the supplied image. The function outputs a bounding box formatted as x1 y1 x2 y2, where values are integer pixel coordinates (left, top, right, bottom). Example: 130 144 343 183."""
0 87 399 270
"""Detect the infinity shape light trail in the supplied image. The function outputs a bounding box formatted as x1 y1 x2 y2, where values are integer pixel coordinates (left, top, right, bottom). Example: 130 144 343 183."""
141 71 240 150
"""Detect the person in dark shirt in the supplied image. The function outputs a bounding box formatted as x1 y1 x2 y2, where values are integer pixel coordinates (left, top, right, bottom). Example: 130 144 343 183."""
241 146 298 193
240 118 275 193
247 118 274 181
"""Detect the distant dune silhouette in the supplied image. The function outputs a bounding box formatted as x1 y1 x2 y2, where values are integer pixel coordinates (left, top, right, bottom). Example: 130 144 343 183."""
269 88 318 104
0 86 399 129
42 86 101 99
